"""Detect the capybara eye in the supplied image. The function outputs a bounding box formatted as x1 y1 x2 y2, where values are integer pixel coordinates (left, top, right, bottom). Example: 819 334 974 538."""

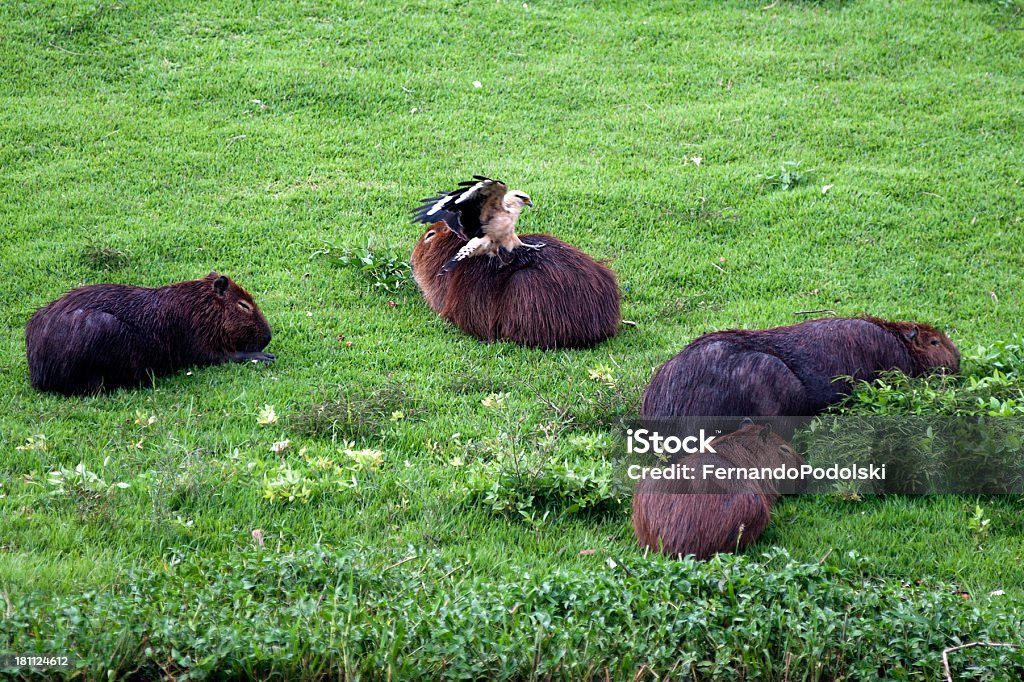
931 339 940 346
424 230 436 241
238 300 253 312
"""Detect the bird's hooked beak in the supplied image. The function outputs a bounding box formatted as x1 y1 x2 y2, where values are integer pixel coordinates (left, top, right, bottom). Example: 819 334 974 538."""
525 198 534 207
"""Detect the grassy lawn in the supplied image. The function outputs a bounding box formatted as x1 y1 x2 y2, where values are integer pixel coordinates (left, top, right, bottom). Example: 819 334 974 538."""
2 0 1024 678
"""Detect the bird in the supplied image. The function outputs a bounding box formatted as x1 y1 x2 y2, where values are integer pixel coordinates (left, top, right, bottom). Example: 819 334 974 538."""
411 175 544 272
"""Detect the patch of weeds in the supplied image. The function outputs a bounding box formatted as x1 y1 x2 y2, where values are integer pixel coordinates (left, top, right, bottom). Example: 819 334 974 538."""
993 0 1023 28
799 341 1024 495
464 454 628 524
539 371 643 432
43 461 130 518
290 382 419 442
262 445 386 504
15 435 48 452
262 466 314 504
7 546 1023 680
760 161 816 191
835 340 1024 416
658 291 723 319
320 245 412 294
663 196 737 224
80 243 129 271
459 400 628 523
47 462 130 498
444 375 507 396
968 503 992 547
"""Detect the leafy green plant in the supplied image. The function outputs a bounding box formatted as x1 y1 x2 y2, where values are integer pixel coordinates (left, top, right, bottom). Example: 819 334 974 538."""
262 466 313 504
291 381 419 442
799 341 1024 495
464 454 628 522
759 161 816 191
324 246 412 293
80 243 129 270
969 503 992 546
835 340 1024 417
459 399 627 522
47 462 130 498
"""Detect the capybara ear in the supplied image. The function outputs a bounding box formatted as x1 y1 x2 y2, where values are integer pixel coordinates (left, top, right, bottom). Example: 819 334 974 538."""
905 325 920 343
740 417 754 428
759 423 773 442
213 275 229 295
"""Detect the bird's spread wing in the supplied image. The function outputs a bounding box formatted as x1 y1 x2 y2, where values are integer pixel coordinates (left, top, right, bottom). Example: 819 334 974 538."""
411 176 508 239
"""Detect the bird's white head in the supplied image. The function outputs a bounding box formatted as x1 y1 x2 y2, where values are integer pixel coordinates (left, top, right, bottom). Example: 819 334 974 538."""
503 190 533 216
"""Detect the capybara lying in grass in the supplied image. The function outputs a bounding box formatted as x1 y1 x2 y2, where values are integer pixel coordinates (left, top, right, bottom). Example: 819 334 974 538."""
411 220 620 349
27 273 273 395
642 317 959 418
632 420 806 559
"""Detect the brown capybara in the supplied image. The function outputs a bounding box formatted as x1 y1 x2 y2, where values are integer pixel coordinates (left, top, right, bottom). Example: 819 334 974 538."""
411 220 620 350
26 273 273 395
632 420 806 559
642 317 959 418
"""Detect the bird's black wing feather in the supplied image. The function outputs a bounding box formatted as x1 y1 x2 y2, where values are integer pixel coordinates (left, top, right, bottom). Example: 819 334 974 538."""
411 193 464 234
410 176 505 240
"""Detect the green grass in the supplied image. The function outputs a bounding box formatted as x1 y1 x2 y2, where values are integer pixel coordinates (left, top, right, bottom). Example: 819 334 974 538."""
2 0 1024 678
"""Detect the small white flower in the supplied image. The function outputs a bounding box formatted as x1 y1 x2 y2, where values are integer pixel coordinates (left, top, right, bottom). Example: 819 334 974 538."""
472 80 483 89
271 439 291 455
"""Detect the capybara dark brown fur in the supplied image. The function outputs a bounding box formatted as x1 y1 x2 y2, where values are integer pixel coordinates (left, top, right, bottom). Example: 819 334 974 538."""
632 420 806 559
26 273 274 395
642 317 959 418
411 221 620 349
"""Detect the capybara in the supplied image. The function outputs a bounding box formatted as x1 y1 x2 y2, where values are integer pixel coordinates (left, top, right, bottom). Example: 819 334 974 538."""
410 220 620 349
632 420 806 559
26 273 274 395
642 317 959 418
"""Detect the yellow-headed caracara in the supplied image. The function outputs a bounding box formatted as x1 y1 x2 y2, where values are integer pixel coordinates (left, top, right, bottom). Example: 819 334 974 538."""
411 175 543 272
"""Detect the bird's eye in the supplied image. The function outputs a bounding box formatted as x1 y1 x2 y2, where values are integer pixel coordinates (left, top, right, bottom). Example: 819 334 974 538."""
238 300 253 312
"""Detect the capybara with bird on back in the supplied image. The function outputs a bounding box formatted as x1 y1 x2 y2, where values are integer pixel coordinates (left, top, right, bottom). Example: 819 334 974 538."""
411 220 620 349
26 273 274 395
642 317 959 418
632 419 806 559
